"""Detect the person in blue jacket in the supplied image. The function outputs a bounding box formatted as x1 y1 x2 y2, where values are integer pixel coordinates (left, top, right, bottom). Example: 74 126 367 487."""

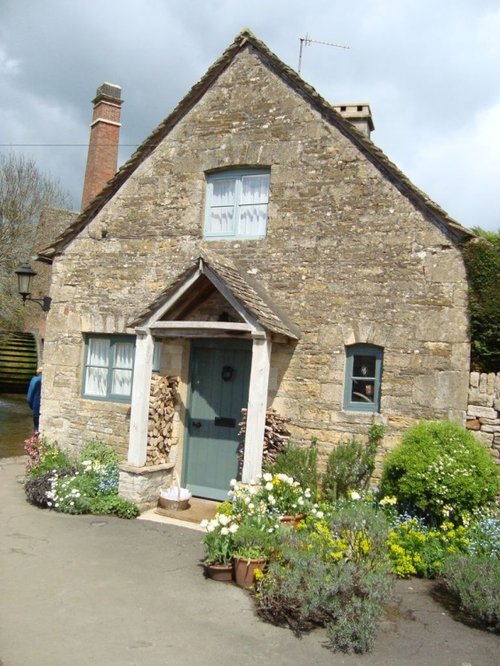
27 368 42 433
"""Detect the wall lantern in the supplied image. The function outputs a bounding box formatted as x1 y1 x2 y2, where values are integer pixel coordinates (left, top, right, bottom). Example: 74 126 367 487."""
15 264 51 312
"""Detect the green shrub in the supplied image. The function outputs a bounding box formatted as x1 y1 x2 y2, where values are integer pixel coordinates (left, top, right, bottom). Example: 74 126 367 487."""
380 421 498 524
440 554 500 632
322 426 382 501
255 502 393 653
264 438 319 497
90 495 140 519
79 439 119 467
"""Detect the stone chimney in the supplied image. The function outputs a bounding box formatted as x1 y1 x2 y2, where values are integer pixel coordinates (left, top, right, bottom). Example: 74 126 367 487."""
81 82 122 210
333 103 374 138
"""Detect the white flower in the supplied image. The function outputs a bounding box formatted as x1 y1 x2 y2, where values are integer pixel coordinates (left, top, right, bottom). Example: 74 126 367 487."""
220 527 229 536
218 514 230 526
229 523 239 534
304 489 312 498
350 491 361 501
316 511 324 519
268 495 276 505
248 503 254 510
200 519 209 529
229 478 237 488
263 472 273 482
265 482 273 491
297 497 304 505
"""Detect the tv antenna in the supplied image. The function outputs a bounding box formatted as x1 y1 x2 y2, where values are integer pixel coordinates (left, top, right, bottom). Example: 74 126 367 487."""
298 33 350 74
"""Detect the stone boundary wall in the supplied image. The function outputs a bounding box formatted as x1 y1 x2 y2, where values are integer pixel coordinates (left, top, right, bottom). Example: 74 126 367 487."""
466 372 500 462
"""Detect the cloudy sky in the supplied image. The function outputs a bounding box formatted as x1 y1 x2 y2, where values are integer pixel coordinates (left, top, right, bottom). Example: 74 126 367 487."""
1 0 499 231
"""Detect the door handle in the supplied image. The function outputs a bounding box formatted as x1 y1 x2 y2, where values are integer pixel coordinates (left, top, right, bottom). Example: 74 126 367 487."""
192 421 202 429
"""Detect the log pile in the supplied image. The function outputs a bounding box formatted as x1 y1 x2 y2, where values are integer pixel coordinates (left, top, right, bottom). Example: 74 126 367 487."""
146 375 179 466
238 408 291 469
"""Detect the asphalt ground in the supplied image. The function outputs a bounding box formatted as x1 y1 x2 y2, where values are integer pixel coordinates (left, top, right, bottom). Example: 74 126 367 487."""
1 456 498 666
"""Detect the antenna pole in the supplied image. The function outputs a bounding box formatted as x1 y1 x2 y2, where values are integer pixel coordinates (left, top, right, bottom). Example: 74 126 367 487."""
298 34 350 74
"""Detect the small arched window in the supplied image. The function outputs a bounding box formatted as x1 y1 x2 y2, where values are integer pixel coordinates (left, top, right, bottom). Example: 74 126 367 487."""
344 344 383 412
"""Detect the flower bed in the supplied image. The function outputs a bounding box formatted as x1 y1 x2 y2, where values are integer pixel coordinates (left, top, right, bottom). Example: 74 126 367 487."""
24 435 139 519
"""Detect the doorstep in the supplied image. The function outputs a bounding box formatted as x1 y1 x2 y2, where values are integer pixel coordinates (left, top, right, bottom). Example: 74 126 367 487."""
138 496 219 532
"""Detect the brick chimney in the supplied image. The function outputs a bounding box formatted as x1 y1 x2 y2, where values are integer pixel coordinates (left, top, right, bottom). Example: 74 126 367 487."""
333 103 374 138
81 82 122 210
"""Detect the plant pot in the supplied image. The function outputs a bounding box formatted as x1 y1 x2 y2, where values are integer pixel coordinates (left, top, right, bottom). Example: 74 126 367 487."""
233 557 267 589
203 562 233 582
280 513 305 528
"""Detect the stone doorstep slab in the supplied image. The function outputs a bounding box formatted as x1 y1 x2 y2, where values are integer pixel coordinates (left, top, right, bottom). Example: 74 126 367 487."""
138 508 204 532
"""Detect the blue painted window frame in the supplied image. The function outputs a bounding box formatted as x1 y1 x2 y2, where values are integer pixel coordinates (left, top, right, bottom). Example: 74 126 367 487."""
343 344 383 412
204 168 270 240
82 335 135 403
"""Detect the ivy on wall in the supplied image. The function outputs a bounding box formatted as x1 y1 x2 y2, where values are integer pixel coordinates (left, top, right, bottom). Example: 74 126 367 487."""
461 228 500 373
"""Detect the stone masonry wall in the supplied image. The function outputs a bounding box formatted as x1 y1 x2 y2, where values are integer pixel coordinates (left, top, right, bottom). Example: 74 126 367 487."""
40 47 470 463
466 372 500 463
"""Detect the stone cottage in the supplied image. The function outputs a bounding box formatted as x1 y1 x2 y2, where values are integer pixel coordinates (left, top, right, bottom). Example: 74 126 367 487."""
36 30 474 504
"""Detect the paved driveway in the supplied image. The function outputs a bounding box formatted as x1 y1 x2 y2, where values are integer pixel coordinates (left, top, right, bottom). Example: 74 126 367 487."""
1 457 498 666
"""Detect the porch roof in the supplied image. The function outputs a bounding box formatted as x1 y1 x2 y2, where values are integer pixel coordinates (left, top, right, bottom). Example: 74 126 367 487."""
128 253 301 342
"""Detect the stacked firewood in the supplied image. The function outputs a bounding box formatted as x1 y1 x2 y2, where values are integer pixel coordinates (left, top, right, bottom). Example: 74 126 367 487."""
146 375 179 466
238 408 291 469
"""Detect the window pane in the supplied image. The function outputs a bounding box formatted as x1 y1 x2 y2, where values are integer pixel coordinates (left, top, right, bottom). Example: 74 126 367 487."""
241 174 269 204
111 368 133 396
87 338 109 367
209 206 234 234
239 203 267 236
351 378 375 403
85 367 108 397
111 342 134 396
212 178 236 205
352 355 376 379
113 342 134 369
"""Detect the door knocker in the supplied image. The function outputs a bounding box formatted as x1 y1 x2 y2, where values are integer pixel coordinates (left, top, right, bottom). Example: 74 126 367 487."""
221 365 234 382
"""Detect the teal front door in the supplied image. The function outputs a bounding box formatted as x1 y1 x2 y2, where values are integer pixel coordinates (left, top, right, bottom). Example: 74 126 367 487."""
183 339 251 500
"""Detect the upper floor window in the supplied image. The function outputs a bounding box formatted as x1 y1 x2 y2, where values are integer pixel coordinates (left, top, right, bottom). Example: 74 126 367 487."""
344 344 383 412
82 335 135 402
204 169 270 239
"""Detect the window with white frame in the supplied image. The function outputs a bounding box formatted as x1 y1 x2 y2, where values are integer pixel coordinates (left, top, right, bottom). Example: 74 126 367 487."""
344 344 383 412
204 169 270 239
82 335 135 402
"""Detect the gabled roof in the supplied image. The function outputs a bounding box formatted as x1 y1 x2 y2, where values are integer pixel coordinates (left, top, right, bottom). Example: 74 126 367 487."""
129 252 301 341
37 28 474 263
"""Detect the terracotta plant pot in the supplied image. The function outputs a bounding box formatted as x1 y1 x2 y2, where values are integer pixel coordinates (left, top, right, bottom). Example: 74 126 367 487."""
280 513 305 528
203 562 233 582
233 557 267 589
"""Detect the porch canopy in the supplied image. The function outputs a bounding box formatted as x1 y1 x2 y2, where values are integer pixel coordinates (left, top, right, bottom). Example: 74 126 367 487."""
126 254 300 483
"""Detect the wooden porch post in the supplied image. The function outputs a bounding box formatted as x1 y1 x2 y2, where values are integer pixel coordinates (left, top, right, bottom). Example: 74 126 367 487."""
242 334 272 482
127 328 154 467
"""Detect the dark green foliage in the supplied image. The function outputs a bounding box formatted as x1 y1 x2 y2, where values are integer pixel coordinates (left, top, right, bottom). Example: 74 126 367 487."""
461 229 500 372
322 426 382 500
255 502 393 653
89 495 140 519
264 438 319 496
440 554 500 632
381 421 498 524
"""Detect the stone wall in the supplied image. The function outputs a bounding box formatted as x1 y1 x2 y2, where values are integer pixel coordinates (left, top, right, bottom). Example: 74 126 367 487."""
466 372 500 462
40 47 470 462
